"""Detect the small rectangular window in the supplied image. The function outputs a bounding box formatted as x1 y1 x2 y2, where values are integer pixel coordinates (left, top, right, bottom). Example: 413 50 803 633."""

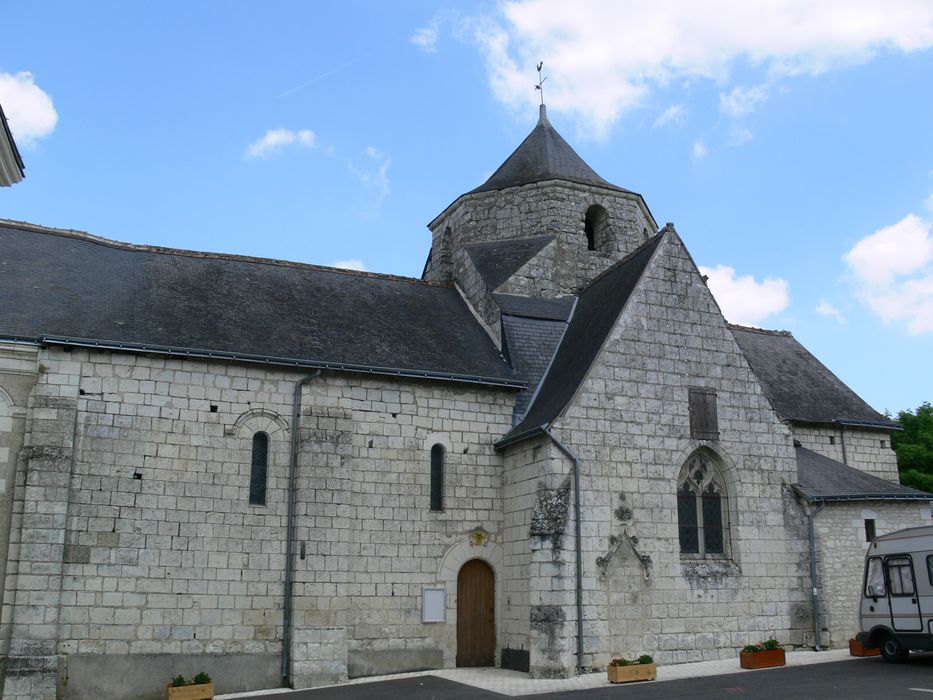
688 388 719 441
880 439 887 448
864 519 875 542
829 436 835 445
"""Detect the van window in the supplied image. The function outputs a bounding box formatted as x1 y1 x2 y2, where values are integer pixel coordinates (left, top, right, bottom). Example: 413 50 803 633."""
886 556 915 596
865 557 885 597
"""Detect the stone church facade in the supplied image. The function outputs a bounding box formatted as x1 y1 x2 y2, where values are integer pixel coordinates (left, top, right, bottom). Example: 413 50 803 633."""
0 105 929 699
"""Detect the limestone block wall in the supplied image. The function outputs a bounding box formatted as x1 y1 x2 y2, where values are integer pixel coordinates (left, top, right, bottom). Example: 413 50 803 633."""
0 344 38 661
793 425 899 482
425 182 655 289
548 230 810 669
815 501 930 646
451 248 505 347
1 346 516 698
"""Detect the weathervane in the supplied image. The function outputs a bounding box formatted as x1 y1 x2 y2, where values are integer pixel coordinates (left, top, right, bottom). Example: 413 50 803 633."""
535 61 548 106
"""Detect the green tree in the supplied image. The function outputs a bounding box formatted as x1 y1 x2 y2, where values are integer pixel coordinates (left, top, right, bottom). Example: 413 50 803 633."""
891 402 933 491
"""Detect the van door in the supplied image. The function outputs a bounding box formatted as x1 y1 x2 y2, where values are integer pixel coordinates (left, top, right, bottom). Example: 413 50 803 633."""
885 555 923 632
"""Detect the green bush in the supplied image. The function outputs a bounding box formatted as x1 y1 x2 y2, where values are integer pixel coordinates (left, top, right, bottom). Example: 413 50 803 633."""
609 654 654 666
171 672 211 687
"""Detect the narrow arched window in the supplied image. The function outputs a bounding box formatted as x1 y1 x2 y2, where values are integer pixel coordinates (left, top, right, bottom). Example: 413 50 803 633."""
584 205 609 251
677 452 728 555
249 432 269 505
430 444 445 511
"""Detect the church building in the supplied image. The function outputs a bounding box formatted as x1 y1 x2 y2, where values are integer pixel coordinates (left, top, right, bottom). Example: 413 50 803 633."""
0 104 929 700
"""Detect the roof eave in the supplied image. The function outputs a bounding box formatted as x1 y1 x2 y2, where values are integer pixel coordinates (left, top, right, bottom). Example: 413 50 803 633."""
428 180 658 232
494 423 547 451
5 334 526 390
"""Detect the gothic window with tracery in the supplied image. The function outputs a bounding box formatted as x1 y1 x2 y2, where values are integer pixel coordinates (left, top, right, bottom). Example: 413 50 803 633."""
677 453 728 556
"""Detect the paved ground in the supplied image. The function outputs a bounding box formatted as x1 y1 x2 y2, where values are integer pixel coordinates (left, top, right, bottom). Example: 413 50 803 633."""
218 649 933 699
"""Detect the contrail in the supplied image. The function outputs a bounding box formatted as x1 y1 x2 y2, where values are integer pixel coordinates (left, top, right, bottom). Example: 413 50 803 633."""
277 55 366 99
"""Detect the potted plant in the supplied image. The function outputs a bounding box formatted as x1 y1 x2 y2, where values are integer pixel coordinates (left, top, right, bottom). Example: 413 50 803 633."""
166 672 214 700
607 654 657 683
739 639 785 669
848 637 881 657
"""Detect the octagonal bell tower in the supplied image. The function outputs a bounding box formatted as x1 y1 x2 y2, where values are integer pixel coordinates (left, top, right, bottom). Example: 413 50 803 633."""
423 105 658 303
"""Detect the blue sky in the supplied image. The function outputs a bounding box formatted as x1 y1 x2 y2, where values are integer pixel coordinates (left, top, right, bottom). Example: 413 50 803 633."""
2 0 932 415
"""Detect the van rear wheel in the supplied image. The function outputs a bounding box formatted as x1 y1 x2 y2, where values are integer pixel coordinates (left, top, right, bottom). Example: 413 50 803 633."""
880 634 909 663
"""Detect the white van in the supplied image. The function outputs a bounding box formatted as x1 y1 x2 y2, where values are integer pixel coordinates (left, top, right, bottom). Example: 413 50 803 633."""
858 524 933 661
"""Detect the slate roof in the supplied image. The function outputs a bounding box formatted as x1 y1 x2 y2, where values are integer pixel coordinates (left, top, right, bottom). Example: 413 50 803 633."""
731 325 897 429
494 294 575 322
0 221 522 387
0 103 25 186
501 314 569 422
464 236 554 292
470 106 629 195
795 446 930 502
498 232 664 446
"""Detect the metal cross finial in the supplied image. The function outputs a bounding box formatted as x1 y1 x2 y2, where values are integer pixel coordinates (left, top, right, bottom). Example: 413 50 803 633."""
535 61 548 106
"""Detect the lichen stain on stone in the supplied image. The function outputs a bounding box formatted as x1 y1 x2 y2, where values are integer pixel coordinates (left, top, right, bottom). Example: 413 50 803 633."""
681 559 742 589
529 477 571 546
530 604 566 660
781 480 810 539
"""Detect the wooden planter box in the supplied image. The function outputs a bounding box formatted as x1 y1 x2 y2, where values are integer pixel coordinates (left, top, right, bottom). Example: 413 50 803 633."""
849 638 881 657
608 662 657 683
740 649 785 669
166 682 214 700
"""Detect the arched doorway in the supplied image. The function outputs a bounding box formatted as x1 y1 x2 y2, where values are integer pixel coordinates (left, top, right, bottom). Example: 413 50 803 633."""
456 559 495 666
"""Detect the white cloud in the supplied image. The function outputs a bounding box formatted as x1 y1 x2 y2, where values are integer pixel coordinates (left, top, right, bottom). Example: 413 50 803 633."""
728 127 754 146
699 264 790 325
245 128 316 159
692 139 708 160
719 83 770 118
815 300 846 324
0 71 58 147
844 213 933 334
466 0 933 137
333 259 367 271
349 146 391 205
653 103 687 128
412 16 441 53
844 213 932 285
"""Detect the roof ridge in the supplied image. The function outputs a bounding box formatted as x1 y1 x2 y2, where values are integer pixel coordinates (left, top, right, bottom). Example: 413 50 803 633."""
728 323 792 337
580 229 667 291
0 218 448 288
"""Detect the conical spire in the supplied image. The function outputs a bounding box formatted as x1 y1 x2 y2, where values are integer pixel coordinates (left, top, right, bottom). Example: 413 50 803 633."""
470 107 628 195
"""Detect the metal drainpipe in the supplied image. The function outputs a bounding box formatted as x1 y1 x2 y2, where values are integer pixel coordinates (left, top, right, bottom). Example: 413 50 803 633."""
807 502 826 651
282 370 321 685
543 429 585 673
839 425 848 466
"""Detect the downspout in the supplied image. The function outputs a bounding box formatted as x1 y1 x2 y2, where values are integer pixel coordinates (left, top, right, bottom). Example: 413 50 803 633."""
282 370 321 685
839 425 848 466
807 502 826 651
543 429 585 673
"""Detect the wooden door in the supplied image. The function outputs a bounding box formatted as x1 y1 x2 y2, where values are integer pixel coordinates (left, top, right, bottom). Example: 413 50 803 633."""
456 559 495 666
